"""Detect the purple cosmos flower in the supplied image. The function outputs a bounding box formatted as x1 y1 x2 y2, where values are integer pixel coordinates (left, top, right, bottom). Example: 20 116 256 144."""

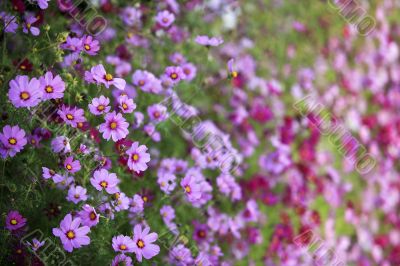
53 213 90 252
181 172 202 203
157 173 176 194
85 64 126 90
193 221 208 243
195 35 224 47
57 105 86 128
78 204 99 227
28 238 45 251
53 174 74 190
60 36 83 52
22 15 40 36
155 10 175 28
36 0 50 9
160 205 175 224
88 95 111 116
143 124 161 142
5 210 27 231
82 35 100 56
42 167 57 180
113 192 130 212
51 136 71 153
99 111 129 142
111 254 133 266
126 142 151 172
64 156 81 173
169 52 186 65
0 125 27 158
112 235 135 253
118 95 136 114
164 66 185 84
169 244 193 265
129 194 144 214
216 173 242 201
147 104 168 123
132 224 160 262
8 75 42 108
181 63 197 81
90 169 120 194
1 12 18 33
67 186 87 204
122 7 142 27
132 70 155 89
39 71 65 100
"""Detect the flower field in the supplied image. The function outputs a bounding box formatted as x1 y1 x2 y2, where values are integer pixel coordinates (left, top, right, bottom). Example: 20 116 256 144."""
1 0 400 265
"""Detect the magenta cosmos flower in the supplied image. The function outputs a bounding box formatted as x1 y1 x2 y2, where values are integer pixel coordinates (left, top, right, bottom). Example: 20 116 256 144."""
89 95 111 116
5 210 27 231
53 214 90 252
99 111 129 142
155 10 175 28
57 105 86 128
78 204 99 227
164 66 185 84
67 186 87 204
85 64 126 90
82 35 100 56
39 71 66 100
195 35 224 46
90 168 120 194
126 142 151 172
132 224 160 262
0 125 27 158
118 95 136 114
64 156 81 173
112 235 135 253
8 75 42 108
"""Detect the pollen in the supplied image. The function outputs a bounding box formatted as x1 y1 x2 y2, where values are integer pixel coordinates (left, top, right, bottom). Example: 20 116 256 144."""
139 80 145 86
161 181 166 187
153 111 160 118
137 239 145 248
45 86 54 93
20 92 30 100
66 114 74 120
89 212 97 220
142 196 148 202
10 219 18 225
185 185 191 193
97 105 105 111
66 164 72 170
26 23 31 29
110 122 117 129
74 194 80 199
122 103 128 110
170 73 178 79
8 138 17 145
100 181 108 188
66 230 75 239
119 244 127 250
232 71 238 78
105 73 113 81
20 65 26 70
84 44 91 51
132 154 139 161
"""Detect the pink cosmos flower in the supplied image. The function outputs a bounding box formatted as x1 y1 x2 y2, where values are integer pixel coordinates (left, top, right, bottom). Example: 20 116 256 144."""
5 210 27 231
155 10 175 28
78 204 99 227
85 64 126 90
0 125 27 158
8 75 42 108
51 136 71 153
195 35 224 47
53 174 74 190
112 235 135 253
164 66 185 84
90 168 120 194
52 214 90 252
147 104 168 123
118 95 136 114
111 254 133 266
67 186 87 204
82 35 100 56
160 205 175 224
57 105 86 128
64 156 81 173
169 244 193 265
132 224 160 262
42 167 57 180
99 111 129 142
88 95 111 116
181 62 197 81
129 194 144 214
113 192 130 212
22 15 40 36
60 36 83 52
39 71 66 100
181 172 202 202
126 142 151 172
157 173 176 194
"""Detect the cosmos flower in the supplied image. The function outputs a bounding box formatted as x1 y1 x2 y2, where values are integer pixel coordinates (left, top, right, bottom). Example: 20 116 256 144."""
36 0 50 9
39 71 66 100
99 111 129 142
169 244 193 265
64 156 81 173
160 205 175 224
118 95 136 114
90 169 120 194
180 172 202 203
181 63 197 81
112 235 135 253
51 136 71 153
111 254 133 266
42 167 57 180
60 36 83 52
132 224 160 262
129 194 144 214
8 75 42 108
57 105 86 128
78 204 99 227
88 95 111 116
53 174 74 190
155 10 175 28
82 35 100 56
85 64 126 90
126 142 151 172
157 172 176 194
195 35 223 47
67 186 87 204
164 66 185 84
1 12 18 33
52 214 90 252
121 7 142 27
5 210 27 231
22 15 40 36
0 125 27 158
28 238 45 251
147 104 168 123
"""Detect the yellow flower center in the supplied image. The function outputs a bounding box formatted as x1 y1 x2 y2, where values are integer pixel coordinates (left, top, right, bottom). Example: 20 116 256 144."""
132 154 139 161
122 103 128 110
185 185 191 193
100 181 108 188
137 239 145 248
105 73 113 81
84 44 90 51
97 105 105 111
119 244 127 250
110 122 117 129
10 219 18 225
142 196 148 202
66 164 72 170
20 92 30 100
45 86 54 93
27 23 31 29
8 138 17 145
66 114 74 120
232 71 238 78
161 181 166 187
66 230 75 239
170 73 178 79
74 194 80 199
20 65 26 70
89 212 96 220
